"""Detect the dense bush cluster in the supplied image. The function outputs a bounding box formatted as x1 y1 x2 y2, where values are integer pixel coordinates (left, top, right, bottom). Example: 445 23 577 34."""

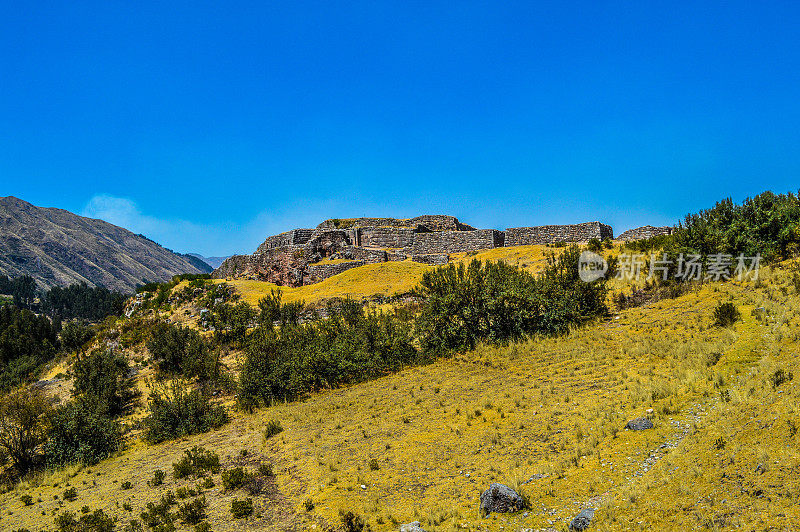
147 323 216 382
40 283 127 321
143 383 228 443
238 299 417 409
42 400 122 467
415 247 609 354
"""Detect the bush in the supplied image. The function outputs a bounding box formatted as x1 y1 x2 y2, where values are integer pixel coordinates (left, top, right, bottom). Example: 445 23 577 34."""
177 496 207 525
146 323 216 381
238 300 416 408
0 305 58 391
150 469 165 486
63 487 78 501
43 400 122 467
230 498 253 518
771 369 794 389
121 481 132 490
195 523 212 532
72 349 138 417
221 467 251 491
143 383 229 443
0 387 53 475
340 510 371 532
263 420 283 439
713 302 741 327
172 447 221 479
587 238 603 253
20 494 33 506
55 509 114 532
416 249 609 354
140 492 177 530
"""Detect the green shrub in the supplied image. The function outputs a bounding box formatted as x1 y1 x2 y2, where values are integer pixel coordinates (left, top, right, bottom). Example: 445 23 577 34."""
177 496 207 525
139 492 177 530
194 522 212 532
263 420 283 439
173 446 221 479
230 498 253 518
221 467 251 491
55 509 114 532
368 458 380 471
150 469 165 486
143 383 229 443
20 494 33 506
72 349 138 417
304 498 314 511
239 300 416 408
713 302 740 327
340 510 371 532
257 463 274 477
43 400 122 467
587 238 603 253
63 487 78 501
771 369 794 389
121 481 132 490
146 323 216 381
416 249 609 354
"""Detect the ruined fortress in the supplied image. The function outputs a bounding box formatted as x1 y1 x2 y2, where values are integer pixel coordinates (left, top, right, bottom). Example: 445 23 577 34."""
213 216 664 287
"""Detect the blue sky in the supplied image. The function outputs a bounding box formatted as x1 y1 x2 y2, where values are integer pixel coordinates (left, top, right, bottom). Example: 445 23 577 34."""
2 2 799 256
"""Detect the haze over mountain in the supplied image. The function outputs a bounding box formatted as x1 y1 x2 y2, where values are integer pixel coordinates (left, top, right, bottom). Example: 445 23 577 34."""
187 253 230 270
0 196 211 293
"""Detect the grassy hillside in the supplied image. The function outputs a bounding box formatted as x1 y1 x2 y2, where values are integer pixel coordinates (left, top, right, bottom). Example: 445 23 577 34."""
2 240 798 531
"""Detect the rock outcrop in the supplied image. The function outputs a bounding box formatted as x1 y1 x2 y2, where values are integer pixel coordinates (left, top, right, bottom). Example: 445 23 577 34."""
626 417 654 431
479 482 525 515
570 508 595 530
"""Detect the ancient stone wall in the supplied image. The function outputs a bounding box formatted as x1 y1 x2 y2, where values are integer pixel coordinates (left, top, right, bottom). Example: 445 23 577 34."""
308 261 365 281
505 222 613 246
355 227 417 249
412 229 505 255
411 253 449 265
255 229 314 254
617 225 673 241
408 215 475 232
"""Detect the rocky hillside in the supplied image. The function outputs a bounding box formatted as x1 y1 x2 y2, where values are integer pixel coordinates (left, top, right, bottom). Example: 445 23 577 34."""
0 196 211 293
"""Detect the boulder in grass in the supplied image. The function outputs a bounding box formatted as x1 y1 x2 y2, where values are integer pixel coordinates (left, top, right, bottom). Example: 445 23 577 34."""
625 417 653 431
479 483 525 515
399 522 426 532
570 508 595 530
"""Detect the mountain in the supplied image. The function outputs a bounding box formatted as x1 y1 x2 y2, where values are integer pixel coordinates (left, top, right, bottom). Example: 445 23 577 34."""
0 196 211 293
187 253 230 269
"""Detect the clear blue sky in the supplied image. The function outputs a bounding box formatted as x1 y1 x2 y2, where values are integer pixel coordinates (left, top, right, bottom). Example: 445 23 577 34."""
2 2 799 256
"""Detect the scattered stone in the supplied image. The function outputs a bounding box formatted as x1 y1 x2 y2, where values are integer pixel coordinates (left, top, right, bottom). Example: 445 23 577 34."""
479 483 525 515
626 417 654 431
570 508 595 530
399 522 426 532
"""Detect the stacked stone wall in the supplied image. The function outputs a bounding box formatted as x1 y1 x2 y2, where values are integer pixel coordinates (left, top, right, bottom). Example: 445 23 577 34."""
308 261 364 281
505 222 613 246
255 229 314 253
412 229 504 255
411 253 449 265
355 227 417 249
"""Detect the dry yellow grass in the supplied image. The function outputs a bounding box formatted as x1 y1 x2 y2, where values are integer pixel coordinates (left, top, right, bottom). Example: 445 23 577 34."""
3 256 799 531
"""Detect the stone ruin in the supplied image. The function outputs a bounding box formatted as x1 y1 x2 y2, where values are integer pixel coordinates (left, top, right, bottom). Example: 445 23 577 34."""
617 225 673 241
212 215 624 287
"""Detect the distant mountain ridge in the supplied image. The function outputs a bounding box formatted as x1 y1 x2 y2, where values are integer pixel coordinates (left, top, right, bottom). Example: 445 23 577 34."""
0 196 211 293
187 253 231 269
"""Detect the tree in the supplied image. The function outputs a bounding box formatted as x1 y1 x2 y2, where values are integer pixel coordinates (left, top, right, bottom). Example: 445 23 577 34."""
72 350 138 417
0 387 52 475
42 400 121 466
147 323 215 381
60 320 95 355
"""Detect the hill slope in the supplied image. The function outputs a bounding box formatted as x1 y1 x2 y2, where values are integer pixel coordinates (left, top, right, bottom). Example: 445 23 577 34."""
0 196 211 292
